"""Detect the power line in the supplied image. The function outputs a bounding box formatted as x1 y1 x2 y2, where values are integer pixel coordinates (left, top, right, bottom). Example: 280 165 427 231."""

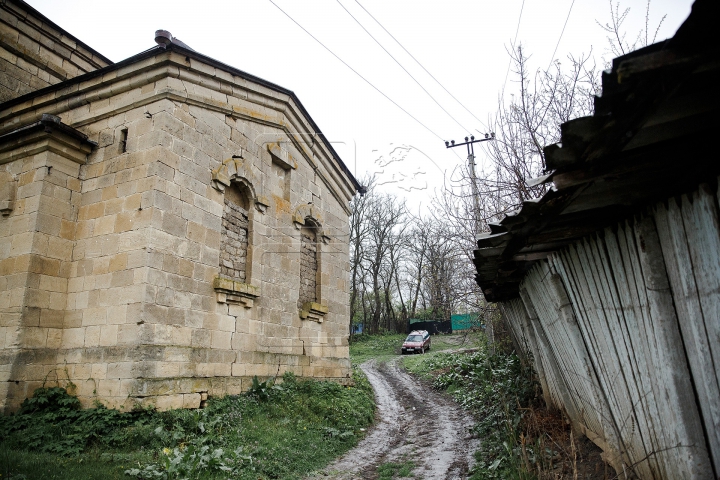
268 0 446 142
337 0 473 133
354 0 489 132
548 0 576 69
499 0 526 106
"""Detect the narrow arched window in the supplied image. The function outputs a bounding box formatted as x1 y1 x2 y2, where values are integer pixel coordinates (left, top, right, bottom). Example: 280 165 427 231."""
298 224 318 309
220 184 249 282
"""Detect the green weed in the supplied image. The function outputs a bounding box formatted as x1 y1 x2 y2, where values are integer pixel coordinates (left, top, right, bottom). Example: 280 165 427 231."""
0 370 375 480
377 460 415 479
351 331 485 368
350 333 406 365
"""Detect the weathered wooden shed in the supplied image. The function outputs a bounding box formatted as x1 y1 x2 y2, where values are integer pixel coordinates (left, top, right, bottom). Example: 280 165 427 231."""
473 1 720 478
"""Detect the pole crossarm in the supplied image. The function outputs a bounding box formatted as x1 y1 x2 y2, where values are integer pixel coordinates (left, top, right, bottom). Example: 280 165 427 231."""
444 133 495 151
444 134 496 236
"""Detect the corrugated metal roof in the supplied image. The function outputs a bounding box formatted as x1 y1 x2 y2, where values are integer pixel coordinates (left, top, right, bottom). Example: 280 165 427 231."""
474 0 720 302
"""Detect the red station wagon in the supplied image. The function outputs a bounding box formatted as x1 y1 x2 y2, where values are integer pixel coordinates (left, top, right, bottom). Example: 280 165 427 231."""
401 330 431 354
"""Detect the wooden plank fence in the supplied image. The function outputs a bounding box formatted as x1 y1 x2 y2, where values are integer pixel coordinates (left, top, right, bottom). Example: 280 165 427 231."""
502 181 720 479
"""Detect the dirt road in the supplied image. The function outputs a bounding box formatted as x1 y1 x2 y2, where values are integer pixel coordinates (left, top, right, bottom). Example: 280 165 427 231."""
307 358 479 480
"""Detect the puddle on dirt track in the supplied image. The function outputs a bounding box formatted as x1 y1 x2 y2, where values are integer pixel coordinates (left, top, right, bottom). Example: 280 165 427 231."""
305 358 479 480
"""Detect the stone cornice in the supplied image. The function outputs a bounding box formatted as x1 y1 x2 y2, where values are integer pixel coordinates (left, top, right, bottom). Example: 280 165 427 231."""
0 51 357 213
0 46 359 200
299 302 328 322
0 114 95 165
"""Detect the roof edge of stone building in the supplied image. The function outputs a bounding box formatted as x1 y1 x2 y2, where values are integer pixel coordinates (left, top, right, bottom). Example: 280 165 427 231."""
4 0 113 66
0 112 96 146
473 0 720 303
0 41 361 193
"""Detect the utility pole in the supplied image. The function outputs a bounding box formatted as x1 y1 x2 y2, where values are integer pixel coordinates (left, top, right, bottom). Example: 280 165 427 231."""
445 133 495 236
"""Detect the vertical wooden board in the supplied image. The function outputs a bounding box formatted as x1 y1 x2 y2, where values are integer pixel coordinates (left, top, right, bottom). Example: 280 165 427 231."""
553 252 622 456
573 237 651 475
655 196 720 476
541 265 605 435
619 219 677 479
523 265 587 427
503 298 553 408
559 246 626 444
634 214 714 479
683 185 720 473
501 301 529 356
603 225 665 477
504 300 542 371
543 259 608 437
517 289 566 410
514 299 538 360
585 233 657 475
509 294 554 409
520 287 577 416
562 243 633 469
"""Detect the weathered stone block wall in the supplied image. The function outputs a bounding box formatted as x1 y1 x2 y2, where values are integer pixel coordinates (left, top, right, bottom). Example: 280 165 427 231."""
0 47 355 411
0 123 92 408
0 0 111 103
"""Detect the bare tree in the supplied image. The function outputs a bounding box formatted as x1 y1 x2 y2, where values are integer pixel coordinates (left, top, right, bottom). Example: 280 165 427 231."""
427 41 601 332
597 0 667 60
365 193 406 334
349 175 374 340
349 180 409 336
477 46 600 222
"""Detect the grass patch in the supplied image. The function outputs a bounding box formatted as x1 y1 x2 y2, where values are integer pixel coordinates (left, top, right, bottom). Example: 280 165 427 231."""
349 333 406 365
401 331 484 373
0 370 375 480
351 331 484 367
377 460 415 479
0 448 133 479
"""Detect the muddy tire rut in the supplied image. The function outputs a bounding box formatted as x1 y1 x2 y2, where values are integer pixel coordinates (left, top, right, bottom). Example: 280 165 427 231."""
306 357 478 479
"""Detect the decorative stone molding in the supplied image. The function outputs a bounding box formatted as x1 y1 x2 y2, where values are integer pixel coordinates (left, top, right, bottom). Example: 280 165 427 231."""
292 203 330 242
267 143 298 170
0 171 16 216
213 276 260 307
255 195 270 213
0 114 96 166
211 155 268 213
299 302 328 323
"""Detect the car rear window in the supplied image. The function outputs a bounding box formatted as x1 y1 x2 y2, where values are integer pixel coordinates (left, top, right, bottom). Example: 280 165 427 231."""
406 335 423 342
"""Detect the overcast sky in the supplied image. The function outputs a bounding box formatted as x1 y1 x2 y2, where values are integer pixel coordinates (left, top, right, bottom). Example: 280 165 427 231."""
27 0 693 209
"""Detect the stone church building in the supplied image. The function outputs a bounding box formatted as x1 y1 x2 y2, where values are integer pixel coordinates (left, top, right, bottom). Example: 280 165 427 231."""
0 0 360 411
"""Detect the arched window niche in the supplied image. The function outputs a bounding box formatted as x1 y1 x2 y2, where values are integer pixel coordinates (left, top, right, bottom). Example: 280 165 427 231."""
211 157 265 307
293 203 329 322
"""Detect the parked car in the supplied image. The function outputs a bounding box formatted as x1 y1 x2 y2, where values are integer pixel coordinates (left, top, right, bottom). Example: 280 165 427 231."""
401 330 431 354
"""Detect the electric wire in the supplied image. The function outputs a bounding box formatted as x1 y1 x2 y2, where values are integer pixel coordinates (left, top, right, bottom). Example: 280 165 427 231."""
354 0 489 132
548 0 576 69
499 0 526 105
337 0 472 134
268 0 445 142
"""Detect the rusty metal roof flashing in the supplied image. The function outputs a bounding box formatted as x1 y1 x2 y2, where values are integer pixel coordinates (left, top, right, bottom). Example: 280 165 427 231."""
474 0 720 302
